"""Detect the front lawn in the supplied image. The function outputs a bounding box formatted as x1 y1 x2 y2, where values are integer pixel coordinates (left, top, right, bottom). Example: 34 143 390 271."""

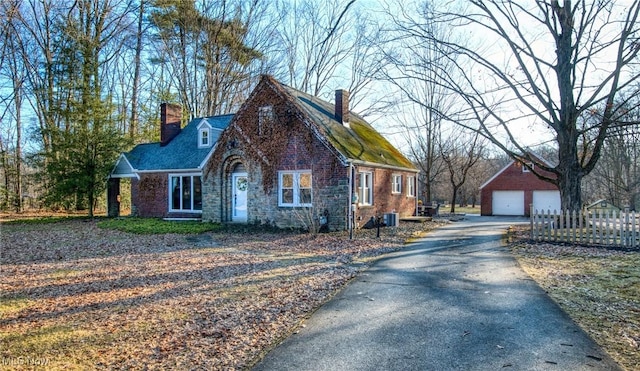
97 217 223 234
510 228 640 371
0 218 435 370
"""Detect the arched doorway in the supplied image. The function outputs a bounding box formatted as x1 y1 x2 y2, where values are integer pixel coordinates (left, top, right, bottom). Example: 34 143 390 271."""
231 164 248 222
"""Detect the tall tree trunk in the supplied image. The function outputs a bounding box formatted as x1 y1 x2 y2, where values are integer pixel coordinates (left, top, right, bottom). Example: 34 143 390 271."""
557 130 583 211
449 186 458 214
14 78 22 212
129 0 144 140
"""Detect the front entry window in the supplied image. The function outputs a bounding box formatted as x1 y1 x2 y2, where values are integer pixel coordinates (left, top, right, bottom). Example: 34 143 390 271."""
170 174 202 212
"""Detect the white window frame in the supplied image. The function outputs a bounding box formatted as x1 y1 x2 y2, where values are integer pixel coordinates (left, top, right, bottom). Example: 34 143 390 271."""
392 174 402 194
359 171 373 206
168 173 203 213
278 170 312 207
197 120 213 148
407 175 416 198
198 128 210 148
522 162 534 173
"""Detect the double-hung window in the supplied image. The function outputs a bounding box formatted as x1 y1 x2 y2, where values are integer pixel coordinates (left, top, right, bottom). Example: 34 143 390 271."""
407 175 416 197
392 174 402 194
278 170 312 207
359 171 373 206
197 121 212 148
170 174 202 212
199 128 209 147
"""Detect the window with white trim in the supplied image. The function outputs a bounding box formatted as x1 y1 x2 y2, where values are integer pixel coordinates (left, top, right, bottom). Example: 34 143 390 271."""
169 174 202 212
198 128 210 147
522 162 534 173
407 175 416 197
392 174 402 194
359 171 373 206
278 170 312 207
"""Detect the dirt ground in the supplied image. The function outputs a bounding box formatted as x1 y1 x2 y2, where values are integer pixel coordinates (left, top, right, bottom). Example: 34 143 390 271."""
1 218 439 370
508 226 640 371
2 219 637 370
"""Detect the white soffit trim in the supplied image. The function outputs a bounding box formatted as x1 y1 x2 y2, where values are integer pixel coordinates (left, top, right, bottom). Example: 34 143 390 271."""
479 160 515 190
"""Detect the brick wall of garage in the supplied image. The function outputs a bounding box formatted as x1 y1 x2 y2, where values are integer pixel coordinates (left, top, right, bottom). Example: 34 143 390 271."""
480 162 558 216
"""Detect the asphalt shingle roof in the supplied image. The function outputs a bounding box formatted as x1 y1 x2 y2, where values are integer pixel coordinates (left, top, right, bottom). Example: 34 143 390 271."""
125 114 233 171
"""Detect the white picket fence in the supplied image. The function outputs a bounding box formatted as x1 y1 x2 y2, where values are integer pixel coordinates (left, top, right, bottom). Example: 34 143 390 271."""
530 207 639 248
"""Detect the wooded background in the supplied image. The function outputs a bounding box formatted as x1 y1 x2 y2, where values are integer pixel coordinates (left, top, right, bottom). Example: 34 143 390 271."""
1 0 638 215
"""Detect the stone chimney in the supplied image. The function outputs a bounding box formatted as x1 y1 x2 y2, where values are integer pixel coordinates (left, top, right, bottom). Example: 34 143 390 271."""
160 103 182 146
335 89 350 126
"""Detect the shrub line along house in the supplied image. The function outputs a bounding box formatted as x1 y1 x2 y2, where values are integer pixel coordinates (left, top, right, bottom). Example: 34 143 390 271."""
109 75 419 230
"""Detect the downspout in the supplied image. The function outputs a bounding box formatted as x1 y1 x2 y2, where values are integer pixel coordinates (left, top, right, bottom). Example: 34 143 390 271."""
219 165 225 223
348 162 354 239
415 174 419 216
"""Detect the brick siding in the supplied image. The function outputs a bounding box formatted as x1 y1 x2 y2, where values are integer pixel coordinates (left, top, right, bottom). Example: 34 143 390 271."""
203 80 416 231
132 172 202 218
480 161 558 216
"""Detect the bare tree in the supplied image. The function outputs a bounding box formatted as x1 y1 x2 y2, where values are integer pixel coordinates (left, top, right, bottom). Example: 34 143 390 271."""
271 0 386 117
439 130 486 213
389 0 640 211
377 0 462 205
150 0 265 118
275 0 352 96
586 108 640 210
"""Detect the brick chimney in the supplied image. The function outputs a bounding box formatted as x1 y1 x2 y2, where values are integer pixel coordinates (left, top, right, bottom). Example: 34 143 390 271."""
160 103 182 146
335 89 350 126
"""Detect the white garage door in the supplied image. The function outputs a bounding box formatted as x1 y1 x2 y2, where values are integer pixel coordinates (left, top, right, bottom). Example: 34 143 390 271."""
492 191 525 216
532 190 561 214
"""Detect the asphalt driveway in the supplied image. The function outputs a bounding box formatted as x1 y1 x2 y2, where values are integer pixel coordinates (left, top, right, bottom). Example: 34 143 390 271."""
252 216 620 371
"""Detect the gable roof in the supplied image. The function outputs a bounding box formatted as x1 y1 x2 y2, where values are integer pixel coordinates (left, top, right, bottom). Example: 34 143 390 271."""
479 151 555 190
116 114 233 174
265 77 417 171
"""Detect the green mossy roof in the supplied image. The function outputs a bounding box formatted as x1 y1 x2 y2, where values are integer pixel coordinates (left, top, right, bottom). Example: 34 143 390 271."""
280 83 416 170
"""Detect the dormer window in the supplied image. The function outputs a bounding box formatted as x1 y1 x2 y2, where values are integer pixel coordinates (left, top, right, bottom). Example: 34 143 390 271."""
200 129 209 146
197 120 213 148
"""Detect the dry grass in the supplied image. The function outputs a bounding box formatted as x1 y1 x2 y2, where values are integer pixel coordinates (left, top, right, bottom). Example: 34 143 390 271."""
509 226 640 371
0 219 439 370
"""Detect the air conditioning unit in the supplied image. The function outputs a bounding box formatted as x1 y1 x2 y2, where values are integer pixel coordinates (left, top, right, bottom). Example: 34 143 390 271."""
384 213 399 227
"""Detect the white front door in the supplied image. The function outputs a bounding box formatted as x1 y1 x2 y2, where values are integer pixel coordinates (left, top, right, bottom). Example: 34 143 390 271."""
232 173 248 222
